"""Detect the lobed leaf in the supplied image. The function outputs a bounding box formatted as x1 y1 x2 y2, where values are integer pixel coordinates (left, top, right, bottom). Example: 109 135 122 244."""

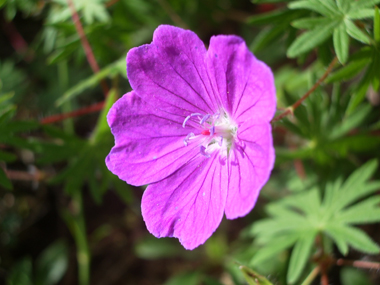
344 19 371 44
287 20 338 57
291 17 330 29
55 57 125 107
328 104 371 140
375 7 380 42
324 225 350 255
289 0 338 17
336 196 380 224
251 234 299 265
347 8 375 19
328 225 380 254
333 23 349 64
287 231 316 284
350 0 380 10
336 0 351 13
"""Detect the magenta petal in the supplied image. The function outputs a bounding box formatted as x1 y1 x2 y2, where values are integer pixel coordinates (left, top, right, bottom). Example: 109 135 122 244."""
141 153 228 250
106 91 200 186
207 35 276 122
127 25 218 116
225 120 275 219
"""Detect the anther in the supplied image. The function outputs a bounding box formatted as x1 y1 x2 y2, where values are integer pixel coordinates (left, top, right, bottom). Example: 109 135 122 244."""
200 146 210 158
182 113 202 128
200 114 210 125
183 132 195 146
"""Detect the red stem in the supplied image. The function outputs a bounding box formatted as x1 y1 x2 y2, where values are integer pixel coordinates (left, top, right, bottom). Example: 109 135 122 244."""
5 169 45 181
1 18 33 61
40 101 105 124
336 259 380 270
67 0 109 97
272 57 338 123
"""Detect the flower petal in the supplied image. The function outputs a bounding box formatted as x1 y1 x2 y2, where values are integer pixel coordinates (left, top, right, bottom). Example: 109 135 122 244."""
106 91 201 186
207 35 276 122
141 152 228 250
225 120 275 219
127 25 218 117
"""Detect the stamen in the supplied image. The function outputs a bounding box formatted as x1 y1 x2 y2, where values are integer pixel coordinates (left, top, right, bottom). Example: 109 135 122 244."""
210 126 215 136
200 146 210 158
182 113 202 128
200 114 210 125
183 132 195 146
219 136 223 146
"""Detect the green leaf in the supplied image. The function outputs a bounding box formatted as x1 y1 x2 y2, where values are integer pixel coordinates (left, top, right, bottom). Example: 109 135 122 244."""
325 55 371 83
341 267 372 285
55 57 125 107
350 0 380 10
347 53 379 113
287 20 338 57
251 25 287 53
336 0 351 13
347 8 375 19
344 19 371 44
7 257 33 285
0 167 12 190
36 240 69 285
289 0 338 17
0 150 17 162
135 236 183 260
287 231 316 284
333 23 349 64
375 7 380 42
340 159 378 196
291 17 330 29
328 225 380 254
81 0 109 24
90 88 117 143
336 196 380 224
251 234 299 265
165 272 201 285
239 266 273 285
246 9 289 25
329 104 371 139
328 135 380 155
324 226 350 255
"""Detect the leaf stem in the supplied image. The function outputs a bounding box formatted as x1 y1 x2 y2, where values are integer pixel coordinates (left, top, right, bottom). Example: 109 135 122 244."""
66 0 109 98
301 266 320 285
272 57 338 123
336 258 380 270
40 101 104 124
62 192 90 285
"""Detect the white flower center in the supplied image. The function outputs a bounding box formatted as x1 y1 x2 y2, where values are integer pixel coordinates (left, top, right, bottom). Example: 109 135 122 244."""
182 111 237 158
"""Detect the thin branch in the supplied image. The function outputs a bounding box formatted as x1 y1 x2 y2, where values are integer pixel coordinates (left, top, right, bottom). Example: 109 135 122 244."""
336 258 380 270
40 101 105 124
301 266 320 285
320 272 328 285
5 169 46 181
66 0 109 97
106 0 120 7
272 57 338 123
1 18 34 61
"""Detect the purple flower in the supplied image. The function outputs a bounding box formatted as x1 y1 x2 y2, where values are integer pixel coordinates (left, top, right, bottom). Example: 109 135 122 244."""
106 25 276 250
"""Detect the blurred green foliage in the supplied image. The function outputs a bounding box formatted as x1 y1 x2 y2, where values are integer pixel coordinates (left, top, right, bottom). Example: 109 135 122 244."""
1 0 380 284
